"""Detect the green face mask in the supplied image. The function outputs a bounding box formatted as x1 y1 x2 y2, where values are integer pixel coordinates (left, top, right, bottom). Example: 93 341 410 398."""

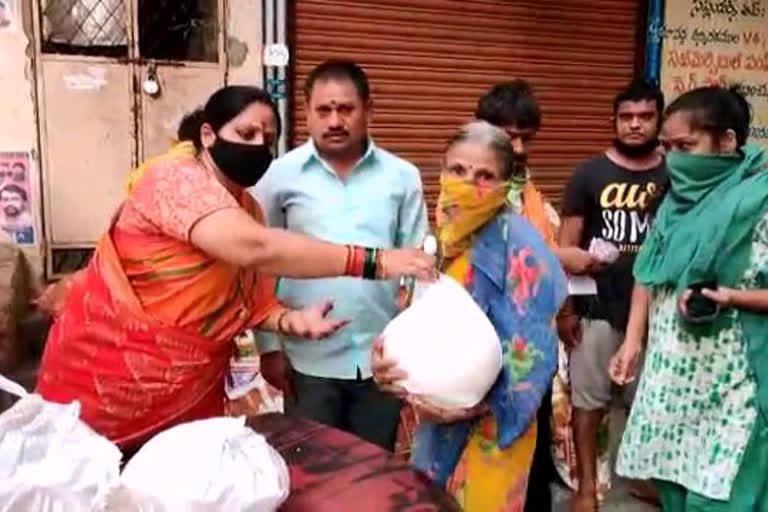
665 150 744 204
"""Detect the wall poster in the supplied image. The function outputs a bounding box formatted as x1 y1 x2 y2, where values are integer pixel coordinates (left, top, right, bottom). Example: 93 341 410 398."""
660 0 768 149
0 0 16 31
0 152 35 245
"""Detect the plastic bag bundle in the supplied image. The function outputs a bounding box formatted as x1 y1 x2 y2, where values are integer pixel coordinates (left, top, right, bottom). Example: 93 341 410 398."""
0 374 122 512
1 374 290 511
381 274 502 409
115 417 290 511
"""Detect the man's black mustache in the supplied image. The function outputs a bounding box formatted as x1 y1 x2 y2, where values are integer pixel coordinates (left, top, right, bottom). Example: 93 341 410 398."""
323 131 349 138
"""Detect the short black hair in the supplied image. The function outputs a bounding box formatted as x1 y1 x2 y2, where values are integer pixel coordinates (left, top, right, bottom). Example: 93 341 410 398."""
613 80 665 117
304 60 371 102
665 85 752 147
1 184 27 202
475 80 541 130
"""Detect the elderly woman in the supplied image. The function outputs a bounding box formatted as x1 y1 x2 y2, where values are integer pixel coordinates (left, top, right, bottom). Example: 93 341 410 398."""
374 120 567 511
36 86 433 451
611 86 768 510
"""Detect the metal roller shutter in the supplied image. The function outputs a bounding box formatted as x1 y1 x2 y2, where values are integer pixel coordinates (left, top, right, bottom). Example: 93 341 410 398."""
290 0 642 213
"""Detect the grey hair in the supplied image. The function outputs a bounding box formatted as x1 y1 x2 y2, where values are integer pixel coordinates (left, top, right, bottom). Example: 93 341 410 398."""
445 120 513 178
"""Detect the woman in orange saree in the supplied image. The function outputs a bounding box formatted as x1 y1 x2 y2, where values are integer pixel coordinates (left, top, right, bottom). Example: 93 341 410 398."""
36 86 434 451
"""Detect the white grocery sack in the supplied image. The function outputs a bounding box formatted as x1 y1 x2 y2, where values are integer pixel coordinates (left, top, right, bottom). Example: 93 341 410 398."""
0 374 122 512
381 274 502 409
114 416 289 512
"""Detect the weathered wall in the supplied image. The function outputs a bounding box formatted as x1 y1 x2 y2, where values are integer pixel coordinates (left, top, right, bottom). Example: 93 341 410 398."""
0 0 264 284
0 0 43 283
227 0 264 87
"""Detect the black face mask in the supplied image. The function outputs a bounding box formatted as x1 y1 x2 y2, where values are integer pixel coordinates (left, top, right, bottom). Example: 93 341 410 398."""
209 137 273 188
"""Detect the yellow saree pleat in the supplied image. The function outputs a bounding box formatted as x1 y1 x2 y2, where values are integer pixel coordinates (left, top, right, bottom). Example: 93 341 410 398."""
445 252 538 512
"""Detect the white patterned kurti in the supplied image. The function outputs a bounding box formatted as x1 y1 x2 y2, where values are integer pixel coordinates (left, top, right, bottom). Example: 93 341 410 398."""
616 216 768 500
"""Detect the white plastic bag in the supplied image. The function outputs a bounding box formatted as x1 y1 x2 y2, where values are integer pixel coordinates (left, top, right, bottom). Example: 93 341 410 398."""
116 417 289 512
0 374 122 512
381 274 502 409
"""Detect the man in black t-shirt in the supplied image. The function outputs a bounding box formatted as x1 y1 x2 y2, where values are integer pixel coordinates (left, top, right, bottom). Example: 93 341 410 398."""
560 81 668 512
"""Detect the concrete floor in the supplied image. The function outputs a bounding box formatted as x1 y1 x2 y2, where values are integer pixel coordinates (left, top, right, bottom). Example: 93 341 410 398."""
552 479 659 512
551 409 659 512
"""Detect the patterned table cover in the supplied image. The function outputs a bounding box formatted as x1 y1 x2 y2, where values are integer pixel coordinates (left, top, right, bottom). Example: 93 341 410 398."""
247 413 460 512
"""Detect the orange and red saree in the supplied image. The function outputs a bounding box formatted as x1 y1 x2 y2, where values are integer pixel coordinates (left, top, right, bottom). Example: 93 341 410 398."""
37 156 278 449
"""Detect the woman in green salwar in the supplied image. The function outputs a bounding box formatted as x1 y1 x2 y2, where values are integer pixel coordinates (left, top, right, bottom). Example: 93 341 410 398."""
610 86 768 511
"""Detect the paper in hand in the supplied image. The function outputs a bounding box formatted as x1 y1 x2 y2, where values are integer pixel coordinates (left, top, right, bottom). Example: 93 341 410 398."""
589 238 620 264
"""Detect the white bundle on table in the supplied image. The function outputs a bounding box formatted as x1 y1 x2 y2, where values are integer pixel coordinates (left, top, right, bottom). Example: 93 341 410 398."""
381 274 502 410
0 375 121 512
0 374 290 512
114 417 290 512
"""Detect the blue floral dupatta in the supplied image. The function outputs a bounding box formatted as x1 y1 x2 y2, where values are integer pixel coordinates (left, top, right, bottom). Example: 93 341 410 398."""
412 209 567 485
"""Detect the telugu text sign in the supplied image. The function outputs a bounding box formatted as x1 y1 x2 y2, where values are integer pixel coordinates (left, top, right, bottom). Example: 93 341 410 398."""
660 0 768 148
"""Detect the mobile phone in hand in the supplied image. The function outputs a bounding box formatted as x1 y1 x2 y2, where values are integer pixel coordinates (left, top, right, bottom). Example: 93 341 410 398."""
684 280 719 323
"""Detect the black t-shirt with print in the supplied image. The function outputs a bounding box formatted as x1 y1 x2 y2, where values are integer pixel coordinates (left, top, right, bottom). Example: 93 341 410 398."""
561 154 668 331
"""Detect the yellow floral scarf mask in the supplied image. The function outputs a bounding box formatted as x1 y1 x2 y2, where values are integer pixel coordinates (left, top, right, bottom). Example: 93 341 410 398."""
435 175 511 259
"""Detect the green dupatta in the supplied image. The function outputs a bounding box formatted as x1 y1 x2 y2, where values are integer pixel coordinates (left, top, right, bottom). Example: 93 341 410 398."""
634 144 768 417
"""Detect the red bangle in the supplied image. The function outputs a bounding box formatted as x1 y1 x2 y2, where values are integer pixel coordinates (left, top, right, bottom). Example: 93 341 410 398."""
346 246 366 277
344 245 353 276
343 246 379 278
355 247 365 277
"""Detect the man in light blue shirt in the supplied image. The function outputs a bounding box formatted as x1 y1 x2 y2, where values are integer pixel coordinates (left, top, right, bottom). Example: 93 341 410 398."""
253 60 427 449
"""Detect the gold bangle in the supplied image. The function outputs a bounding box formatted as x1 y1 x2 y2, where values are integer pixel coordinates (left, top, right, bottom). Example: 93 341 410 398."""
377 251 387 280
